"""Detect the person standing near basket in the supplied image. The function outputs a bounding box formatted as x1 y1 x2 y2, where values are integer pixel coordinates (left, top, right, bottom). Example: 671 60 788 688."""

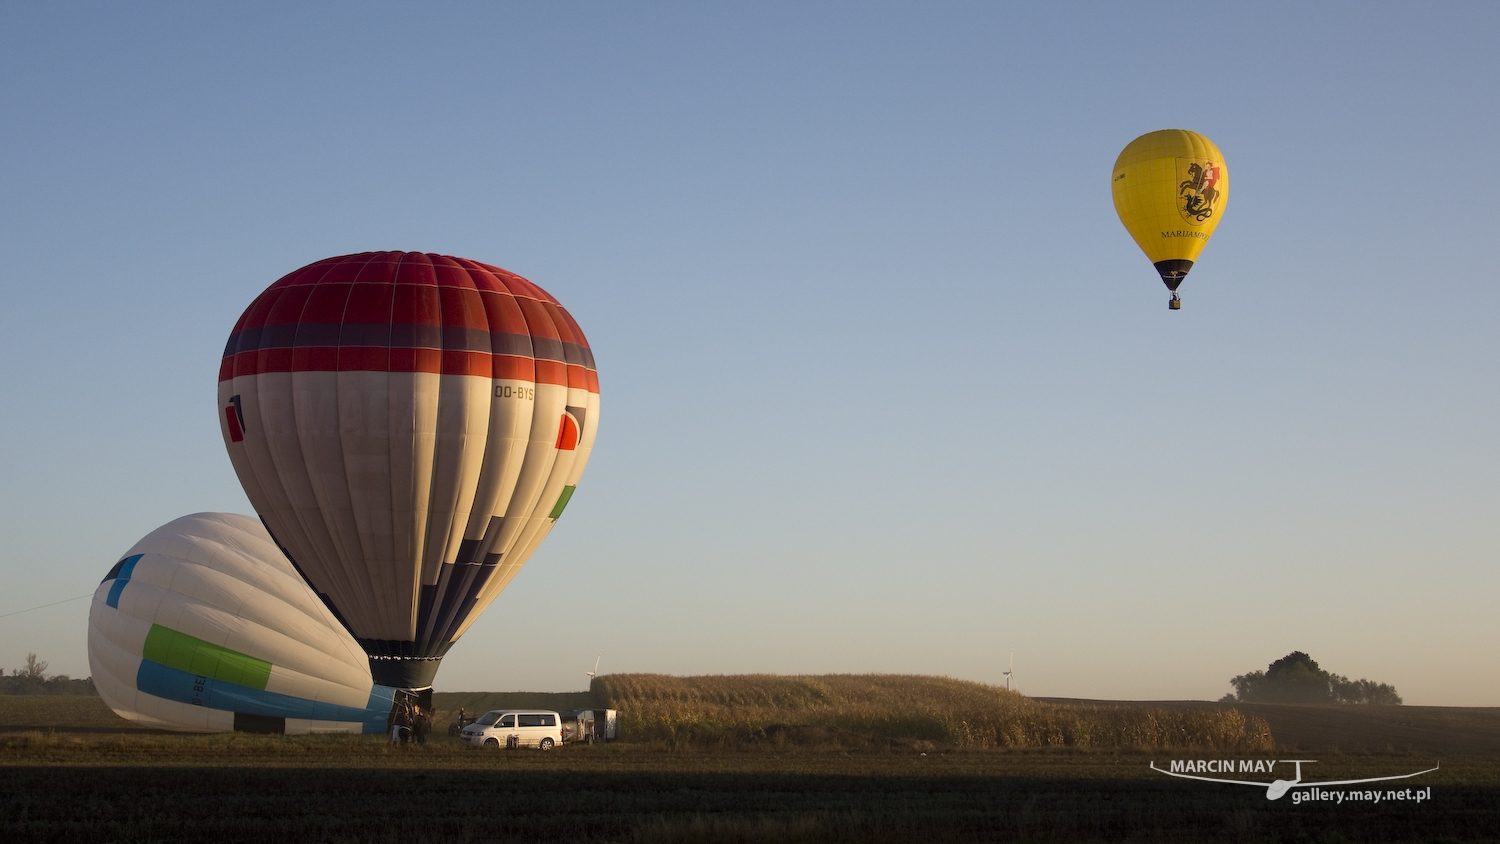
414 706 433 746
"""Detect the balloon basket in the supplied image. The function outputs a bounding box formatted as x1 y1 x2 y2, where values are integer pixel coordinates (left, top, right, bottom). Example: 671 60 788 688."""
1168 297 1181 310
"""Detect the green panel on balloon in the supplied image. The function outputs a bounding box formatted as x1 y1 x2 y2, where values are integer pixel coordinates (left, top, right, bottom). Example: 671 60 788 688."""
549 485 577 520
142 624 272 691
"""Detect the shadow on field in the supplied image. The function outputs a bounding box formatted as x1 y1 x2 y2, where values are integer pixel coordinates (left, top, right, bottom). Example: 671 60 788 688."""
3 765 1495 843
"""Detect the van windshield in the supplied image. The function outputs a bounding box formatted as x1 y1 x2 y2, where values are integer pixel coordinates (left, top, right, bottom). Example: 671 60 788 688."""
475 711 502 727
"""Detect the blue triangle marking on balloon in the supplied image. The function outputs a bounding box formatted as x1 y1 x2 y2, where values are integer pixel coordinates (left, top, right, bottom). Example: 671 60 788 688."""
105 555 144 609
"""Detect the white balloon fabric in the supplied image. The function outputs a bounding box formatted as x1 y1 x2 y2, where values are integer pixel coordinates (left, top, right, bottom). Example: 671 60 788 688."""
87 513 398 733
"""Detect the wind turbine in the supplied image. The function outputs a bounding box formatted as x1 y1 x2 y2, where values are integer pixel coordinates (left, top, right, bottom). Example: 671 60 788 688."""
1002 652 1015 692
586 653 601 682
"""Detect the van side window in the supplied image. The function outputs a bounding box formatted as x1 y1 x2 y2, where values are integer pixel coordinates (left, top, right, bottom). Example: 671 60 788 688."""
499 715 515 728
518 714 545 728
540 714 556 727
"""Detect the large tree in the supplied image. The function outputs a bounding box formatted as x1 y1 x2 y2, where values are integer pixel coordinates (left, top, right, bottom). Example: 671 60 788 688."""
1228 652 1401 705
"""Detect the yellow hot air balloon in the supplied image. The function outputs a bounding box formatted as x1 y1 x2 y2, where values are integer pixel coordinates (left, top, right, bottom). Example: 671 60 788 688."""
1112 129 1228 309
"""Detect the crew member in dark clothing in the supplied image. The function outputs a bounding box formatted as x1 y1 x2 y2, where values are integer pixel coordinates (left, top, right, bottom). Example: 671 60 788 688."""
389 700 413 745
414 706 432 746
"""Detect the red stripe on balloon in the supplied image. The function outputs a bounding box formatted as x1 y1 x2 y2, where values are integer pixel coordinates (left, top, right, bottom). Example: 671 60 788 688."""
224 407 244 442
491 355 534 381
388 348 443 374
565 364 588 390
218 348 603 390
441 351 491 377
292 346 339 371
257 348 295 374
533 360 567 386
555 413 579 451
338 347 389 371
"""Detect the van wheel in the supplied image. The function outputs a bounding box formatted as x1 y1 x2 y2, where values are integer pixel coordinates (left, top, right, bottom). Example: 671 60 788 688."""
484 738 499 749
538 737 555 750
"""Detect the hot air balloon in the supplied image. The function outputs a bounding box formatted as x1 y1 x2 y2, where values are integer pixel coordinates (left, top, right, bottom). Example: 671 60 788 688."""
87 513 398 733
217 252 599 690
1112 129 1229 309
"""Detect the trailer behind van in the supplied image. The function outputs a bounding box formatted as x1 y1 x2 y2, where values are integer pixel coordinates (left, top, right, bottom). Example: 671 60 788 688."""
560 709 618 743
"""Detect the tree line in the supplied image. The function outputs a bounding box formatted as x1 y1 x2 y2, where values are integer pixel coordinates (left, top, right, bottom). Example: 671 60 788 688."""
1 653 96 695
1224 651 1401 705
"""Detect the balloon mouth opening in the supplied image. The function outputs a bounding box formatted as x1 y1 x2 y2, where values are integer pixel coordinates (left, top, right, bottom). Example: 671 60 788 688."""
1153 259 1194 292
362 640 454 689
368 656 444 690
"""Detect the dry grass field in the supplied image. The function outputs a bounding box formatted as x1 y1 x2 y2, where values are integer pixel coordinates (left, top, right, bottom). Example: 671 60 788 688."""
590 674 1273 751
4 678 1499 843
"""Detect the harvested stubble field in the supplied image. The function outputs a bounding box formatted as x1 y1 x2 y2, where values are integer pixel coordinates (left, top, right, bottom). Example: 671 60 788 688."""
4 677 1498 844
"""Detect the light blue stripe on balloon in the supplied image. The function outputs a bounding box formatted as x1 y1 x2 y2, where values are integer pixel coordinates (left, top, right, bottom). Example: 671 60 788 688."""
135 659 397 734
105 554 144 609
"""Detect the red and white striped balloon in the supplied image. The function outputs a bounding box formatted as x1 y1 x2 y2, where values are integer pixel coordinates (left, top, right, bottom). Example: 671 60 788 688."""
217 252 599 688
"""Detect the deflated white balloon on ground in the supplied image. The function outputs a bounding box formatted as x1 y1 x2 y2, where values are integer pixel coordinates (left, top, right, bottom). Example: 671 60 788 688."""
86 512 397 733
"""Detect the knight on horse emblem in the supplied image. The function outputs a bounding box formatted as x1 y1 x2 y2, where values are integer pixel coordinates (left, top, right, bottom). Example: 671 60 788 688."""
1177 159 1222 224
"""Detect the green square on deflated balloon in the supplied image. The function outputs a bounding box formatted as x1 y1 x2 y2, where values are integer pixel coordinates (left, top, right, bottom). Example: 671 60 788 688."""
549 485 577 520
142 624 272 691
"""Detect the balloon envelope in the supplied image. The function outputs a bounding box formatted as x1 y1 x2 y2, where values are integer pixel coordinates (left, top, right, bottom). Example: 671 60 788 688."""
87 513 398 734
217 252 600 688
1111 129 1229 297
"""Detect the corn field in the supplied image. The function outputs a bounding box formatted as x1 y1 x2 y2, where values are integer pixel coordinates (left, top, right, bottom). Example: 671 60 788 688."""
593 673 1272 751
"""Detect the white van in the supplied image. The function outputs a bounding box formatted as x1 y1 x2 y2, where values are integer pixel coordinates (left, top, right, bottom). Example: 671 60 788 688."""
460 710 562 750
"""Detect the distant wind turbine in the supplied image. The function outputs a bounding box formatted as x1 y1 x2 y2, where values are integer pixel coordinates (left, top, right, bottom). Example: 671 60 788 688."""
586 653 602 681
1002 652 1015 692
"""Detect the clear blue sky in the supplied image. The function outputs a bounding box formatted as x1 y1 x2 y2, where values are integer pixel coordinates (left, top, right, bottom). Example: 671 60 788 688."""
2 2 1496 704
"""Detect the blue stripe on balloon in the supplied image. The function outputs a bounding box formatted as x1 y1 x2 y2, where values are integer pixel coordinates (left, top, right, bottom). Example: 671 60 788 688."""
105 554 143 609
135 659 397 734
